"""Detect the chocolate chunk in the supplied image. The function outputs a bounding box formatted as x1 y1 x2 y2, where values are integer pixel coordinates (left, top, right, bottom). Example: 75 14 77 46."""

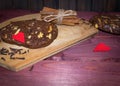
1 57 6 61
0 48 9 55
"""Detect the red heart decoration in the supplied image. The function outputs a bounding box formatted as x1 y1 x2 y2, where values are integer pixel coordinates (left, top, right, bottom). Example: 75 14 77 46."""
12 32 25 43
93 43 111 52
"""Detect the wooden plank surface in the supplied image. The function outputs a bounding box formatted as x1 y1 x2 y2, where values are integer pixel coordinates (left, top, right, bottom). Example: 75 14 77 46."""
0 13 98 71
0 10 120 86
0 60 120 86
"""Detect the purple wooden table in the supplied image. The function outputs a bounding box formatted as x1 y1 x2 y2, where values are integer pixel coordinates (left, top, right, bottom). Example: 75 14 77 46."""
0 10 120 86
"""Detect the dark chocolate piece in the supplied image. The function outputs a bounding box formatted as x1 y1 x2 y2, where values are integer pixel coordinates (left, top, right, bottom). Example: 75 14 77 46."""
29 65 34 71
0 48 9 55
0 47 29 61
1 57 6 61
10 57 25 60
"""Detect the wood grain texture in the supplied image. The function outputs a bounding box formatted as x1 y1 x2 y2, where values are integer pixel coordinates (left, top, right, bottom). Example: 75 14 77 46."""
0 60 120 86
0 13 98 71
0 0 120 11
0 10 120 86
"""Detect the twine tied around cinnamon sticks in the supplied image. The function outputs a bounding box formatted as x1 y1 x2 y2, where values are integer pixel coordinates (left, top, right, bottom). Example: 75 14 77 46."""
43 9 76 24
40 7 80 25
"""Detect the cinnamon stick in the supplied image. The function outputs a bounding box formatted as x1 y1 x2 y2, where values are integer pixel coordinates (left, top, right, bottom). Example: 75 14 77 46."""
40 7 79 25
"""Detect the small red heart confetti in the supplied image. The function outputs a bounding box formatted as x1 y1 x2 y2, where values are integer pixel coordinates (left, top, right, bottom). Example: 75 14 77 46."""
93 42 111 52
12 32 25 43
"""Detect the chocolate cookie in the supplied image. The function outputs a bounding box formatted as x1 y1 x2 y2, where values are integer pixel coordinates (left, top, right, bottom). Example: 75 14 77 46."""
89 14 120 35
0 19 58 49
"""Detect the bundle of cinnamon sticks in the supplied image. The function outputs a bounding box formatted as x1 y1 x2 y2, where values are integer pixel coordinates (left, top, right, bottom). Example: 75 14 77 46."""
40 7 80 25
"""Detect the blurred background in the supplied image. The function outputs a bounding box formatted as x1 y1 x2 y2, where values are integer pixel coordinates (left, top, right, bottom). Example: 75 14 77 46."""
0 0 120 12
